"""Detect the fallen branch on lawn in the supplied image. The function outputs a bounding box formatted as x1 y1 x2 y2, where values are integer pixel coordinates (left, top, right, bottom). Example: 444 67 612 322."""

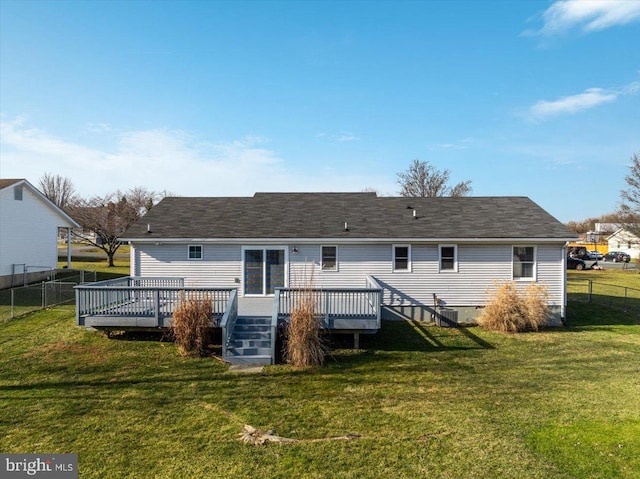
239 425 361 445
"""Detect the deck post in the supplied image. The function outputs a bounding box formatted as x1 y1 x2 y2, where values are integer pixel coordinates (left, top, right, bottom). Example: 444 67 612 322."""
354 333 359 349
154 289 161 327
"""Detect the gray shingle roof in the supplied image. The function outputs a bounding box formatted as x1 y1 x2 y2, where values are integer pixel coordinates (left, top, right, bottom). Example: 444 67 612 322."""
121 192 576 241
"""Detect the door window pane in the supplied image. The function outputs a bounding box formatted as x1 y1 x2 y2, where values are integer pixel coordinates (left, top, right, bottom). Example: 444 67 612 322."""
244 250 264 294
265 249 285 294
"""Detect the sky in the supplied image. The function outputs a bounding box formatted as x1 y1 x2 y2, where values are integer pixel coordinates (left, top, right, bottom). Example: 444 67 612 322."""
1 0 639 223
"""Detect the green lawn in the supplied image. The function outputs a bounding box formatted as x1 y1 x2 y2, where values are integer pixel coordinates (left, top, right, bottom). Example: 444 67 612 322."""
1 300 638 478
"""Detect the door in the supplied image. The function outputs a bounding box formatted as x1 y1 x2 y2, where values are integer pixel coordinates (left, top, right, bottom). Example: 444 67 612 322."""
244 248 286 295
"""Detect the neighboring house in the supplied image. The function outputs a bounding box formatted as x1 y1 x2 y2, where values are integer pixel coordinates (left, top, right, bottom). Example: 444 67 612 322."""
119 192 577 326
607 228 640 259
0 179 79 289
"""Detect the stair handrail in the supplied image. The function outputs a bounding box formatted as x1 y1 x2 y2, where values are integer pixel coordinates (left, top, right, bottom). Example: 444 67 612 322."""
270 289 281 365
221 288 238 359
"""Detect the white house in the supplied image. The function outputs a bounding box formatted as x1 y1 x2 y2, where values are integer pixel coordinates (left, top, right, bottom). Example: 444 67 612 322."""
607 228 640 260
119 192 577 325
0 179 79 289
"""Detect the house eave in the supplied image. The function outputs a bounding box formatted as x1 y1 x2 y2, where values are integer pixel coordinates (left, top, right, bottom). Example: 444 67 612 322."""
121 236 576 244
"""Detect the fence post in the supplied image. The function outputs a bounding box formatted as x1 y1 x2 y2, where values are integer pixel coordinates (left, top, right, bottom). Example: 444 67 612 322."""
588 280 592 303
42 281 46 308
624 287 628 312
11 289 14 319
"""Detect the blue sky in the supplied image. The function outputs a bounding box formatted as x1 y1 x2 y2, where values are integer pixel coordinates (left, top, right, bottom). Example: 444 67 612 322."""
1 0 639 222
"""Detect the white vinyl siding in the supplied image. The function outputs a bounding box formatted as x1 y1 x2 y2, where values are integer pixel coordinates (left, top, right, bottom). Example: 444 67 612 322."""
132 241 566 309
134 243 241 288
289 243 564 308
0 183 74 278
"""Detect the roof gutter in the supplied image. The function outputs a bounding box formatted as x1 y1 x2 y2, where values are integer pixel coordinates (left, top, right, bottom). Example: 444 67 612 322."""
120 236 577 244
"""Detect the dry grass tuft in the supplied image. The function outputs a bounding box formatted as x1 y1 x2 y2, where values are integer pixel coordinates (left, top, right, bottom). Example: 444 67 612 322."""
171 293 213 357
284 265 326 367
478 281 549 333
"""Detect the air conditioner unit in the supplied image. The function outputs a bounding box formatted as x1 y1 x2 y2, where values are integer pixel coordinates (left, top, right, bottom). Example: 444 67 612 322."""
436 308 458 327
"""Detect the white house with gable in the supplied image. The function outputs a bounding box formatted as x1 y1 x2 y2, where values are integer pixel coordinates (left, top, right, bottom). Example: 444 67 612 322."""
0 179 79 288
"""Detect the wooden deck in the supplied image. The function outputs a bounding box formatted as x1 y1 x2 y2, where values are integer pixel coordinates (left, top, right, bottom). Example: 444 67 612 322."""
75 277 234 329
76 275 383 364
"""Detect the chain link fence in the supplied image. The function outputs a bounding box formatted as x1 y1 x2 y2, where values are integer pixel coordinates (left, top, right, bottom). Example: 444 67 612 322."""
0 270 97 321
567 279 640 313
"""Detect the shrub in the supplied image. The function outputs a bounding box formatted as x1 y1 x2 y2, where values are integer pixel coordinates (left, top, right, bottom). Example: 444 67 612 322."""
171 293 213 357
284 265 326 367
477 281 549 333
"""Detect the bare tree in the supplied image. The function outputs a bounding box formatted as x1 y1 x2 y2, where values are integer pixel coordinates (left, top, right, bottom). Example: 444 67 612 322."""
68 187 162 267
38 173 77 209
397 160 472 197
619 152 640 237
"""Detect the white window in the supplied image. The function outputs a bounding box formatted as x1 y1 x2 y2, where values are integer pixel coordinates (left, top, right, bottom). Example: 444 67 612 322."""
513 246 535 280
439 245 457 272
393 245 411 272
321 246 338 271
14 186 23 201
188 245 203 260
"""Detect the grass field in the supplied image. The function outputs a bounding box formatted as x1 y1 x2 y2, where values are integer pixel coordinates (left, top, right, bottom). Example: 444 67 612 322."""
1 293 638 477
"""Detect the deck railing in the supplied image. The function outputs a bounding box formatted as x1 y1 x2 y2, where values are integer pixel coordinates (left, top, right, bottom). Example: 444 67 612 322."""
75 277 235 327
221 289 239 357
275 275 382 329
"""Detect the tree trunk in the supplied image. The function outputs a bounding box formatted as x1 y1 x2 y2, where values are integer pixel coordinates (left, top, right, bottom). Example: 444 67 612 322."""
107 251 115 267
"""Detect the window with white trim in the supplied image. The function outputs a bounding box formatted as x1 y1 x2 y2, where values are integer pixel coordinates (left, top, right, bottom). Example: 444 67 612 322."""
439 245 457 272
14 186 23 201
188 245 203 260
393 245 411 272
513 246 535 280
321 246 337 271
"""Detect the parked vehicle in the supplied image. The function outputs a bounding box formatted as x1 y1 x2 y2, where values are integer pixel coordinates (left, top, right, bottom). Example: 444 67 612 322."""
603 251 631 263
567 257 587 270
567 246 589 259
586 250 603 260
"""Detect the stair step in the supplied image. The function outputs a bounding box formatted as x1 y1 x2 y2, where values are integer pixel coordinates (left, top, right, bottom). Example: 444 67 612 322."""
227 346 272 357
235 316 271 325
230 331 271 340
227 339 272 348
226 354 272 365
233 324 271 333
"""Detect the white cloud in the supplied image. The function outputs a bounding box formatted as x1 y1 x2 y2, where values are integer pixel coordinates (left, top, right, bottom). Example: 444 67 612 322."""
526 0 640 37
529 88 617 119
0 117 390 198
527 81 639 120
335 133 360 142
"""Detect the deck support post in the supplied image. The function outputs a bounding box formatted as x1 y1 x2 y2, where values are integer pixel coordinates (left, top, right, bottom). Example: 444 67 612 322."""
354 333 359 349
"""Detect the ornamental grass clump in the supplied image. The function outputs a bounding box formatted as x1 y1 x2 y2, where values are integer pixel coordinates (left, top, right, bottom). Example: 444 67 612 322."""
171 293 213 357
477 281 549 333
284 266 326 367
